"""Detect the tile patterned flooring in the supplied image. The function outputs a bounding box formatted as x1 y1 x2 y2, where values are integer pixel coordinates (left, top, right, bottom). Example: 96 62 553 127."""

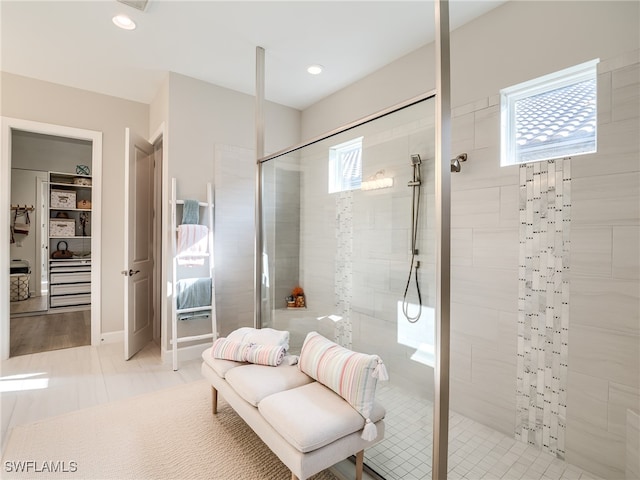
366 382 604 480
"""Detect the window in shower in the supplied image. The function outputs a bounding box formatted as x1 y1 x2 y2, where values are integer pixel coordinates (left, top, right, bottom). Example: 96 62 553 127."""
500 58 599 166
328 136 362 193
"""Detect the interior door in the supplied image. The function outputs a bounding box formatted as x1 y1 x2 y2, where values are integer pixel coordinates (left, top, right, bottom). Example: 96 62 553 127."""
124 128 154 360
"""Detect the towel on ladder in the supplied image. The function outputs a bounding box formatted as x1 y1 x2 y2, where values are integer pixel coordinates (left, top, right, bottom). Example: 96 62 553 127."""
182 199 200 225
176 277 212 319
177 224 208 266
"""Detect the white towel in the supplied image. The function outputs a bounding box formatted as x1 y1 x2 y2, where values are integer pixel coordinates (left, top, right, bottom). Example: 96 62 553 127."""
177 224 209 266
227 327 290 352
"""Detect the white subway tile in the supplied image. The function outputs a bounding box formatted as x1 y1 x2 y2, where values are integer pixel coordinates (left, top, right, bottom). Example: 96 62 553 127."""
566 371 609 431
571 227 613 277
608 382 640 436
612 63 640 122
572 172 640 226
452 187 501 228
569 324 640 387
612 226 640 280
475 105 500 150
627 409 640 480
451 265 518 313
451 228 473 266
571 274 640 335
473 228 519 268
565 418 625 480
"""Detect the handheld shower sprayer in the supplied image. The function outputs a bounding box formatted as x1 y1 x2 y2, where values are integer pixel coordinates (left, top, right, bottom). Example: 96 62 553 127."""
403 154 423 323
408 154 422 186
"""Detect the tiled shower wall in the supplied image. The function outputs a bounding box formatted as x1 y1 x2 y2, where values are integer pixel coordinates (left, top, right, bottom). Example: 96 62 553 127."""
449 50 639 478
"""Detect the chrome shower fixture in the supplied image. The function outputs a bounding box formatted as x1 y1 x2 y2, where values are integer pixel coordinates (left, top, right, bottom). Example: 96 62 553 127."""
408 154 422 187
451 153 468 172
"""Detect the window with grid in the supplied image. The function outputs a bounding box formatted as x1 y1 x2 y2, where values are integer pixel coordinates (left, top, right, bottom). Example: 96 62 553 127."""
500 59 599 166
328 137 363 193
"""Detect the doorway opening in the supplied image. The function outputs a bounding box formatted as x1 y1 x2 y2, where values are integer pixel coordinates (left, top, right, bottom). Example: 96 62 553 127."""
1 117 102 360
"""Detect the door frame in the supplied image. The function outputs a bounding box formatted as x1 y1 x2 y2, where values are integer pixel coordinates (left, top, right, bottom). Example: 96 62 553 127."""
149 123 165 345
1 117 102 360
149 123 168 356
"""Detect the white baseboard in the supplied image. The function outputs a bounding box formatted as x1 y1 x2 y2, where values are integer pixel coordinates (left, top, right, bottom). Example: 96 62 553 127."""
161 342 211 365
100 330 124 344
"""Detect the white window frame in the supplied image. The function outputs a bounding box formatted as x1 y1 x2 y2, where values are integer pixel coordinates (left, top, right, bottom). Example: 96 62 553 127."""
328 136 363 193
500 59 599 166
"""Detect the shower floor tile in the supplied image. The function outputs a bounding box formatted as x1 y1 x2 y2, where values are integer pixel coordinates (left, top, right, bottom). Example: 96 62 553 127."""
366 383 605 480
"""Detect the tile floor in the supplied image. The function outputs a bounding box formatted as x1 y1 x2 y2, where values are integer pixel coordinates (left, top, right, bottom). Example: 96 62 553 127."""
0 341 202 453
366 382 605 480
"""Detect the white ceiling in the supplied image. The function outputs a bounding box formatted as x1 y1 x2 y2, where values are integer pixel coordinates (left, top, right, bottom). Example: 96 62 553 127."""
1 1 507 110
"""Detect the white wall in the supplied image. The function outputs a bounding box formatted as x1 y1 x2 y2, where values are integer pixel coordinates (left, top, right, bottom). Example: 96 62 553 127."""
157 72 301 352
1 72 149 335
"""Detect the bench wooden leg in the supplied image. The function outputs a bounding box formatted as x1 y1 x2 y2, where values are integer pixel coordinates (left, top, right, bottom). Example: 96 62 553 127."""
211 386 218 414
291 473 299 480
355 450 364 480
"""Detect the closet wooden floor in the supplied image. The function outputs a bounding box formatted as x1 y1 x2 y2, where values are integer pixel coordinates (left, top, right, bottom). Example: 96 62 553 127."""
9 310 90 357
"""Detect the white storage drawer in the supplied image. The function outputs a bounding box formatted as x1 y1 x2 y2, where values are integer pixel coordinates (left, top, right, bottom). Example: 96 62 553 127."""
50 271 91 284
51 283 91 296
50 294 91 307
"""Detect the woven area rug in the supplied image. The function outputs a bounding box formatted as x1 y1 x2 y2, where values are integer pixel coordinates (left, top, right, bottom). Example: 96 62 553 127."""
2 380 339 479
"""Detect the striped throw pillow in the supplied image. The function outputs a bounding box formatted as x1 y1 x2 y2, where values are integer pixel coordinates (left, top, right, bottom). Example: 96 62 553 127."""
211 338 250 362
245 343 286 366
298 331 386 440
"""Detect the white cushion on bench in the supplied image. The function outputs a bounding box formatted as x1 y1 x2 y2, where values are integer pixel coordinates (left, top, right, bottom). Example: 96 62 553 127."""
258 382 386 453
226 363 314 407
201 347 246 378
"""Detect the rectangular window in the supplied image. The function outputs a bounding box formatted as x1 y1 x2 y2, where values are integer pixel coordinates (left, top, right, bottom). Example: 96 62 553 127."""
328 137 363 193
500 59 599 166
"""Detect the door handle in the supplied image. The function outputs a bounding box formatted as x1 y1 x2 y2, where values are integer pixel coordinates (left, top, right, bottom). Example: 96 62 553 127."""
121 269 141 276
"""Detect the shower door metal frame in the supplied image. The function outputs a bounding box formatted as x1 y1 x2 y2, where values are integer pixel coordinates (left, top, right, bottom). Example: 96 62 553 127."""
433 0 452 478
253 1 452 477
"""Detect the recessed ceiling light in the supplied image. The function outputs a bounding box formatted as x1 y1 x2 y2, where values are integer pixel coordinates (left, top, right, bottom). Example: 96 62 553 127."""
307 64 324 75
112 14 136 30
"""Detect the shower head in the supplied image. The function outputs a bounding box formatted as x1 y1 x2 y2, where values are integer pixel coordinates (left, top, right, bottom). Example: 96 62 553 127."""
410 154 422 165
450 153 467 173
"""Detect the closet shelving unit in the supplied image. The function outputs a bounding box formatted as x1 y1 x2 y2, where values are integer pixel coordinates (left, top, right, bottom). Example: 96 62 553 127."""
48 171 92 309
170 178 217 371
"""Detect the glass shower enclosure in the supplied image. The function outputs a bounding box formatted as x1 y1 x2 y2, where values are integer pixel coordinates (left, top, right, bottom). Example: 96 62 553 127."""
260 96 437 479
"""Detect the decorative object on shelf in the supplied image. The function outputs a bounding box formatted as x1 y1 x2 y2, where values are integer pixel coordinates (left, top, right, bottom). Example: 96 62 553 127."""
73 177 92 186
76 165 90 175
49 218 75 237
287 286 306 308
51 240 73 259
79 212 89 236
51 189 76 208
77 199 92 209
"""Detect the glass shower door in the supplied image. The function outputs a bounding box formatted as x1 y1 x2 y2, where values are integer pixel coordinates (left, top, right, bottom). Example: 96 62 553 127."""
261 97 437 479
